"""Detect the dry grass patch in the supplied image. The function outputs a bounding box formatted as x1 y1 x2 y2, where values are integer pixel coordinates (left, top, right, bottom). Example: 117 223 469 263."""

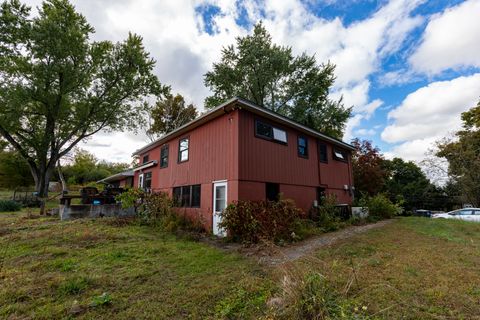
270 217 480 319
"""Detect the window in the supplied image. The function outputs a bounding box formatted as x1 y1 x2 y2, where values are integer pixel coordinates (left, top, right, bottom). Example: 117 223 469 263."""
191 185 201 207
143 172 152 189
173 184 201 207
138 174 144 188
142 154 149 164
318 143 328 163
459 209 473 215
297 135 308 158
255 120 287 144
160 145 168 168
266 183 280 201
178 137 189 162
333 148 348 162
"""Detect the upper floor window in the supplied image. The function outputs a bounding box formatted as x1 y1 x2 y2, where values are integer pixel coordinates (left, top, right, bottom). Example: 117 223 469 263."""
318 143 328 163
160 145 168 168
178 137 189 162
255 120 287 144
333 148 348 162
142 154 149 163
297 135 308 158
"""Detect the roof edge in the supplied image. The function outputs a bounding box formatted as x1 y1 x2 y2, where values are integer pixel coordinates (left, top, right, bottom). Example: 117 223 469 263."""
132 97 239 156
133 97 354 155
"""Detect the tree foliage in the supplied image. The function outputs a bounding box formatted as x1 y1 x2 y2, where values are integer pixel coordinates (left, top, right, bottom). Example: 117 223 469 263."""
146 93 198 141
62 149 129 185
384 157 433 211
0 0 165 209
351 138 448 211
204 22 351 138
0 149 34 188
437 100 480 206
351 139 388 196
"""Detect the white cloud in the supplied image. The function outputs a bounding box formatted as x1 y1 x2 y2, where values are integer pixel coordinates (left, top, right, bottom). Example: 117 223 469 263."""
343 114 364 142
21 0 425 162
355 128 376 136
382 73 480 160
409 0 480 75
384 137 438 161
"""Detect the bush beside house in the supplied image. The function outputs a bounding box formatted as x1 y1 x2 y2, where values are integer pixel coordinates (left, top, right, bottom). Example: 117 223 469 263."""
116 189 204 233
117 188 399 243
219 199 303 243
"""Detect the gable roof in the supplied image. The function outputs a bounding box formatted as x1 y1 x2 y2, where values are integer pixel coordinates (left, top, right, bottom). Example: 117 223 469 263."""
133 97 355 156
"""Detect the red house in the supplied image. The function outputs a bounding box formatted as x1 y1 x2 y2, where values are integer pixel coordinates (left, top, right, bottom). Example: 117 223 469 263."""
133 97 355 235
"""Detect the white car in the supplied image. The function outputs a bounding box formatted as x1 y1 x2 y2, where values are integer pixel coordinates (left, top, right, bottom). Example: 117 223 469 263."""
432 208 480 222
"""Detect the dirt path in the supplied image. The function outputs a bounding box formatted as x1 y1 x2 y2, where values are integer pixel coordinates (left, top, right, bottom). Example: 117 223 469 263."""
237 220 393 266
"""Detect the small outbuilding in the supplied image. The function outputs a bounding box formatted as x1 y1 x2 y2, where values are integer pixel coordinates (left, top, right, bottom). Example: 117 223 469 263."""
97 170 134 188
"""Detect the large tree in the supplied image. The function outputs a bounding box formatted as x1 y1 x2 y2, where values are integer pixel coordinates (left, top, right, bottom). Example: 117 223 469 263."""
204 22 351 138
351 139 388 197
436 101 480 206
146 93 198 141
0 0 165 212
384 158 433 211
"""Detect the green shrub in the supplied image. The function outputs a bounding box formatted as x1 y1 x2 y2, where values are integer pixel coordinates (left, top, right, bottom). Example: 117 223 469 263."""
367 194 400 219
117 189 204 233
308 195 341 231
142 191 174 225
0 200 22 212
219 198 302 243
116 188 145 212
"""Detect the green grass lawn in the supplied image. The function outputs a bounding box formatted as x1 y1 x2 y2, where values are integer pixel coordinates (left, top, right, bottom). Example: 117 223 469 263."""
1 212 480 319
0 211 273 319
287 217 480 319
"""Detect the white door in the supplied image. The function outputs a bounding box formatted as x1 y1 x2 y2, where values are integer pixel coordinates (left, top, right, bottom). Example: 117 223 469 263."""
213 181 227 236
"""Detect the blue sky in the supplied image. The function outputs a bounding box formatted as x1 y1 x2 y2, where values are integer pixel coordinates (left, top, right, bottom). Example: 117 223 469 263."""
23 0 480 165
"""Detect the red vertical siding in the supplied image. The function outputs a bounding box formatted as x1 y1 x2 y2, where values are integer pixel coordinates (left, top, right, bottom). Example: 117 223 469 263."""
280 184 317 213
238 111 320 186
133 106 354 230
237 109 353 209
133 110 240 230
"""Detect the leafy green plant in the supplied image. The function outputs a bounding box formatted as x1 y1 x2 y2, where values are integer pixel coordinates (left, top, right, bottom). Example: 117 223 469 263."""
0 200 22 212
116 188 145 212
309 194 341 231
117 190 204 233
142 191 174 225
219 198 303 243
367 194 400 219
90 292 112 307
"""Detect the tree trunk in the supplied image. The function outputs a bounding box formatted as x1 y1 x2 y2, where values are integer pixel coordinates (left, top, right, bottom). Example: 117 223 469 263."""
57 160 68 194
34 165 54 215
